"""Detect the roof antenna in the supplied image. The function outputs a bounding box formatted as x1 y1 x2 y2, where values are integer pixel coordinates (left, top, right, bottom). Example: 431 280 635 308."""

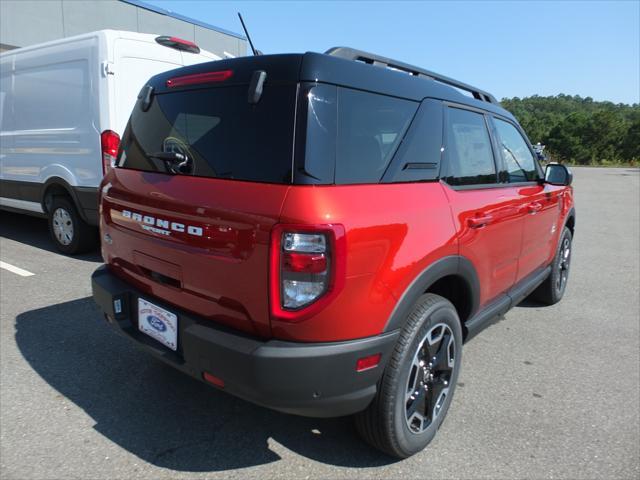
237 13 261 56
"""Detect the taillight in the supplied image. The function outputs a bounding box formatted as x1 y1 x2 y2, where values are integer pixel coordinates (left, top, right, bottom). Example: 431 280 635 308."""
166 70 233 88
270 224 346 322
101 130 120 175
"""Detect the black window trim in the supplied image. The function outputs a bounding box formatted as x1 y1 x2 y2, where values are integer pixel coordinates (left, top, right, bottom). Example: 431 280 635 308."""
380 97 443 184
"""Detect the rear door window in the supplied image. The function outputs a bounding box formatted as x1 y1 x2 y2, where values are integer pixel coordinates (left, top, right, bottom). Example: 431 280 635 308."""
334 88 418 184
119 84 297 184
443 107 498 186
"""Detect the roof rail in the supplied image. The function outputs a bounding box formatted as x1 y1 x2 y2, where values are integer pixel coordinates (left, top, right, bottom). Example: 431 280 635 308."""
325 46 498 104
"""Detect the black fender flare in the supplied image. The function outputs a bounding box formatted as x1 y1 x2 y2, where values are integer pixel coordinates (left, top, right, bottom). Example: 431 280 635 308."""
564 207 576 235
383 255 480 332
41 177 89 223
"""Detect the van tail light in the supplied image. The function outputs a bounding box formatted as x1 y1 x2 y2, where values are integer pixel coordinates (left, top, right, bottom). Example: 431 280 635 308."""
166 70 233 88
101 130 120 175
270 224 346 322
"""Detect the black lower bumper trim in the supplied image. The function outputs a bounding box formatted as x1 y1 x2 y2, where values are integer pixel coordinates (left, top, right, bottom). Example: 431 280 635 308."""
91 265 399 417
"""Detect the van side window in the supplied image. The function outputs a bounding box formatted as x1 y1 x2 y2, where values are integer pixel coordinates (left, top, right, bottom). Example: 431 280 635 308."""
444 108 497 186
493 118 539 182
335 88 417 184
12 61 90 130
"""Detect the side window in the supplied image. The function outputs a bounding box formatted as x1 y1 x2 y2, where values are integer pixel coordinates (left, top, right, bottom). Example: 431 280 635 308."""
12 60 90 131
334 88 418 184
444 108 497 186
493 118 539 182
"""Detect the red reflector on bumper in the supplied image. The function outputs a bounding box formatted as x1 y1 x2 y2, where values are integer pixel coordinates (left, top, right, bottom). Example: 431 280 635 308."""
356 353 382 372
203 371 225 388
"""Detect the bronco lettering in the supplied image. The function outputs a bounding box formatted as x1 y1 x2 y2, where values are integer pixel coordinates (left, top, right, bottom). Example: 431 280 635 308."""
119 209 203 237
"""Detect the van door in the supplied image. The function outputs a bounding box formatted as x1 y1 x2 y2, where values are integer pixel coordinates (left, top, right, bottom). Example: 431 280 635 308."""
491 117 562 282
441 106 527 308
113 39 183 135
1 37 100 194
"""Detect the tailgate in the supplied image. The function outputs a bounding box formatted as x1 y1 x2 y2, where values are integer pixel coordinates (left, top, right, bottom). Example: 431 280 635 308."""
102 169 289 337
101 70 299 337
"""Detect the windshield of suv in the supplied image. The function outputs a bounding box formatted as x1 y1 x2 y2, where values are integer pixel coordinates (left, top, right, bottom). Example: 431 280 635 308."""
118 84 297 184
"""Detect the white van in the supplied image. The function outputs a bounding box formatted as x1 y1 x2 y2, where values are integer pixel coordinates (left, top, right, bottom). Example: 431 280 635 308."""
0 30 219 253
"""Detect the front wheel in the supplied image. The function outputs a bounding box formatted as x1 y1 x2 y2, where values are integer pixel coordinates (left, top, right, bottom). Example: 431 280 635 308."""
355 293 463 458
532 227 572 305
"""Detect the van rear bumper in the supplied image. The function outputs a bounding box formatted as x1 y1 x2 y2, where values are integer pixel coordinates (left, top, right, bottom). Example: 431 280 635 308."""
91 265 398 418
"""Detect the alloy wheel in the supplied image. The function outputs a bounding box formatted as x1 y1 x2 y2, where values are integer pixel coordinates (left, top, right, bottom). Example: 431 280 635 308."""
556 236 571 293
405 323 456 434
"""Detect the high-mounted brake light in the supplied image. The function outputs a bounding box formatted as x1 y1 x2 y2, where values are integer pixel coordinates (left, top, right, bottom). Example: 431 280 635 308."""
166 70 234 88
155 35 200 54
101 130 120 175
270 224 346 322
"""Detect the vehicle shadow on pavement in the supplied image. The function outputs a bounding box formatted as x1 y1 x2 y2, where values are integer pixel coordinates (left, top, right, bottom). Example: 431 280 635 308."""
15 297 396 472
0 211 102 262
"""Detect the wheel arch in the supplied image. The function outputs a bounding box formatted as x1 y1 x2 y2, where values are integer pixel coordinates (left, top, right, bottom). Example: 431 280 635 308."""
41 177 89 223
383 256 480 333
564 208 576 237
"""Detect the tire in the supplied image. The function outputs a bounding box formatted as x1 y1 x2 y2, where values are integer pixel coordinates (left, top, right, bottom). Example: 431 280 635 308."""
47 196 97 254
532 227 572 305
355 293 463 458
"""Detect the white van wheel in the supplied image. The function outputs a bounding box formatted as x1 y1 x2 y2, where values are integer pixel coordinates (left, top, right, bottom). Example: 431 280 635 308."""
47 197 97 254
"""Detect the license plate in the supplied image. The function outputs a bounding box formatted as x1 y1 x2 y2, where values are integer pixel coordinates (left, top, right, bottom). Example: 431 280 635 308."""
138 298 178 351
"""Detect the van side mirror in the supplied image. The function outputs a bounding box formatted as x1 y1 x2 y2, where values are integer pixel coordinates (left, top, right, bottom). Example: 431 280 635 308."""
545 163 573 186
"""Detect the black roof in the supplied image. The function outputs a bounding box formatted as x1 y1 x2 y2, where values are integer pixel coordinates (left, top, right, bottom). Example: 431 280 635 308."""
148 51 515 121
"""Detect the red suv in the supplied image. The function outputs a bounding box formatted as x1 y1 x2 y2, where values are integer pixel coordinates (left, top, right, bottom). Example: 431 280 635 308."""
92 47 575 458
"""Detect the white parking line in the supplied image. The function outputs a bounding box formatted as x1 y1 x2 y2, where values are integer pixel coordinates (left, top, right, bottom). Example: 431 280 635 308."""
0 261 35 277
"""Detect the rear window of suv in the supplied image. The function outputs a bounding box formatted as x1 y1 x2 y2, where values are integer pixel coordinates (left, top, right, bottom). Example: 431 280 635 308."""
119 85 297 184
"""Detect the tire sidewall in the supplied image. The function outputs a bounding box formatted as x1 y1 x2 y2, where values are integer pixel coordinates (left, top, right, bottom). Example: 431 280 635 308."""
48 198 81 254
390 297 463 456
550 228 572 302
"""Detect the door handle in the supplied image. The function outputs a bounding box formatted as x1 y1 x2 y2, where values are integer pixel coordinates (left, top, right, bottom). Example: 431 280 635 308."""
528 202 543 214
468 214 493 228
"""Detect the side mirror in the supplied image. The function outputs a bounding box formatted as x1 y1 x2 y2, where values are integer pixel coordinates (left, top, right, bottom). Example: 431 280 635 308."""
545 163 573 186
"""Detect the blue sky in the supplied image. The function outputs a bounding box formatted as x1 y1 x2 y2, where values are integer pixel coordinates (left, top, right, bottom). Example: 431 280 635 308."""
147 1 639 104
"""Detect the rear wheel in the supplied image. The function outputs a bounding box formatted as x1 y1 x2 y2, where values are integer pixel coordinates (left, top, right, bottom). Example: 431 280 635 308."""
355 293 463 458
532 227 572 305
48 196 97 254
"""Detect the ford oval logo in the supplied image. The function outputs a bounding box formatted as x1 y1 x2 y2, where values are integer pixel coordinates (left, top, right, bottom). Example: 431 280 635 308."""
147 315 167 332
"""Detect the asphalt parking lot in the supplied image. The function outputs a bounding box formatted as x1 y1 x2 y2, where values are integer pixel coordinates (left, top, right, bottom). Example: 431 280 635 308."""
1 167 638 479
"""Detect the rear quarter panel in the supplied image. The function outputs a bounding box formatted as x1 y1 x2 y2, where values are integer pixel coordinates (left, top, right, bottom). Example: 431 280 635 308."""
277 182 457 342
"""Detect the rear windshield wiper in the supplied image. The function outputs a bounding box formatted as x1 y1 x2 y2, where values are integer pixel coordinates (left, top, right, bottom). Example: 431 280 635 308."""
149 151 187 162
149 151 191 174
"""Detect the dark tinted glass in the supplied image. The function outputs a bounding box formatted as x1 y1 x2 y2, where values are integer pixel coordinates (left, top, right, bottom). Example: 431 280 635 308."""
493 118 539 182
300 84 337 184
119 85 296 184
444 108 497 186
334 88 418 184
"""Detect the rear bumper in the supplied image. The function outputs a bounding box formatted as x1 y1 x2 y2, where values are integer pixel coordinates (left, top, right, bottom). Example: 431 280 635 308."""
91 265 398 417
